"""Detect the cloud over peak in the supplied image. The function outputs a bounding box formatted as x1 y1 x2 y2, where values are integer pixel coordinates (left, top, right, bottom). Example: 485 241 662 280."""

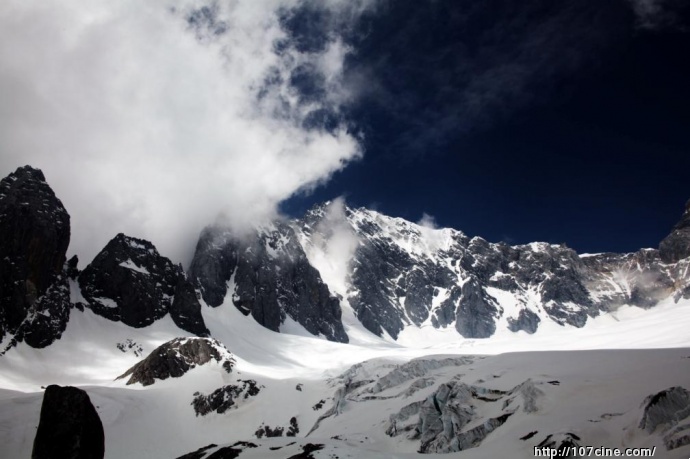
0 0 372 264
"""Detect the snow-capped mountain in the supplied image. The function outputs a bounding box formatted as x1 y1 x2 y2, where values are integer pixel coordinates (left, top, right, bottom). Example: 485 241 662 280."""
3 165 689 349
189 197 690 343
1 165 690 458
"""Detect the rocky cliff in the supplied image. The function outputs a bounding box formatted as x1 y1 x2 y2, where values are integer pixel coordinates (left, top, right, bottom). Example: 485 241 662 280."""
189 222 348 343
293 201 690 339
0 166 72 349
79 233 209 336
2 165 688 346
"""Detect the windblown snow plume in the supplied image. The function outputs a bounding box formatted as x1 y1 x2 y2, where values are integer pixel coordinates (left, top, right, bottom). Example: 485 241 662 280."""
0 0 374 264
299 198 359 297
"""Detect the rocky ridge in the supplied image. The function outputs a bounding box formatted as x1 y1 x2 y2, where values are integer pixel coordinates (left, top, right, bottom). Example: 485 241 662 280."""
79 233 209 336
1 165 689 346
189 222 348 343
117 337 235 386
292 202 690 339
0 166 210 352
639 386 690 451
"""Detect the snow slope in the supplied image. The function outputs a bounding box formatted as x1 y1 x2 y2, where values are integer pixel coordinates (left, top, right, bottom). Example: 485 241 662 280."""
0 293 689 458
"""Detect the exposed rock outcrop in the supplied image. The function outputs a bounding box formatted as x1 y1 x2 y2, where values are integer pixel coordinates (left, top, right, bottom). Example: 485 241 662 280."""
296 201 690 340
189 222 348 343
15 273 72 348
453 277 499 338
639 386 690 433
299 204 603 339
507 308 541 334
253 417 299 438
32 385 104 459
175 441 257 459
79 234 208 336
0 166 72 348
659 199 690 263
192 380 262 416
639 386 690 450
117 337 234 386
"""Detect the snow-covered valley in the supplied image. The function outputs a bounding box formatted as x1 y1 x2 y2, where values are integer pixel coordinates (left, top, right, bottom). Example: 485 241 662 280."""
1 295 690 458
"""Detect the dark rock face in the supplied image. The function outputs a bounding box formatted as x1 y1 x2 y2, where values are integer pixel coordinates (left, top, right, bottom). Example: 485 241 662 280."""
296 201 690 340
79 234 209 336
32 385 104 459
508 308 541 334
15 274 72 348
287 416 299 437
286 443 324 459
299 205 598 339
253 417 299 439
188 228 239 308
659 199 690 263
189 222 348 343
175 444 218 459
344 230 415 339
170 270 210 337
639 386 690 451
454 277 498 338
175 442 257 459
192 380 262 416
0 166 72 348
255 424 284 438
117 337 234 386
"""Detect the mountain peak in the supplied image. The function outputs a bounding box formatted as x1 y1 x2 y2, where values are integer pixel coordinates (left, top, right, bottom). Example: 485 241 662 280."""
0 165 71 347
9 165 46 183
78 232 209 335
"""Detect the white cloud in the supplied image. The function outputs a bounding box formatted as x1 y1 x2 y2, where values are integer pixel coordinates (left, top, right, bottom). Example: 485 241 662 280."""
627 0 681 29
0 0 372 265
417 213 439 230
301 197 359 297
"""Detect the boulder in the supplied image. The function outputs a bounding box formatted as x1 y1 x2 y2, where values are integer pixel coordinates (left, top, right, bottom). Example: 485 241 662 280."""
32 385 104 459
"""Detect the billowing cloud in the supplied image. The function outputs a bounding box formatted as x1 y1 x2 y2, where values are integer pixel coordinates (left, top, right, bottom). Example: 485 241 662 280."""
0 0 373 265
417 213 439 230
415 212 451 253
627 0 686 29
301 197 359 297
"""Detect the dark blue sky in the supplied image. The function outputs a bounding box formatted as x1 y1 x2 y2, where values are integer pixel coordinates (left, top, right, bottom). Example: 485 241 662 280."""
280 0 690 254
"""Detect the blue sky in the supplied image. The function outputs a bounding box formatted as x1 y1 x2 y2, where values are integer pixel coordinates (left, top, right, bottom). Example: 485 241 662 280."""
280 0 690 254
1 0 688 262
